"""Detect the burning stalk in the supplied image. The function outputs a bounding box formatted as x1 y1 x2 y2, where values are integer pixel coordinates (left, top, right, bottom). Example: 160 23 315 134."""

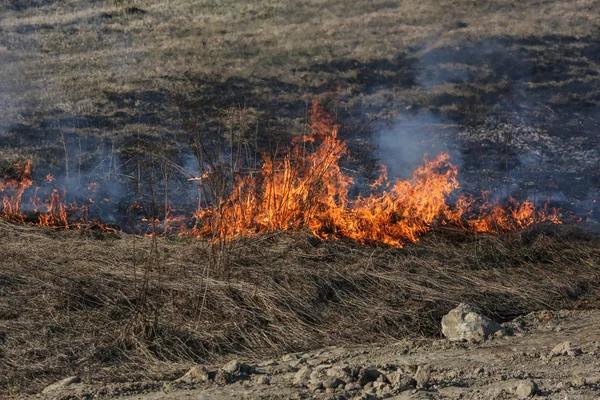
0 102 563 246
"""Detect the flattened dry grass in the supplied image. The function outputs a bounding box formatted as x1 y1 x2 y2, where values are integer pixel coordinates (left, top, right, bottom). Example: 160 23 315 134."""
0 220 598 395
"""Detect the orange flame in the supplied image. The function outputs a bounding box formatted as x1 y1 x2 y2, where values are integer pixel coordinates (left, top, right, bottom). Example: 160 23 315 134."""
0 162 33 222
190 102 561 247
0 103 565 243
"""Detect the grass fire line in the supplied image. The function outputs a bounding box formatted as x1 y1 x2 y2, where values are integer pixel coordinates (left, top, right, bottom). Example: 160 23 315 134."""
0 103 561 247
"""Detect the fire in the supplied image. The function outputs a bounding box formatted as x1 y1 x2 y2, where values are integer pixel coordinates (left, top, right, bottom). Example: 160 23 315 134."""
0 161 33 222
0 164 116 232
189 103 561 247
0 102 564 244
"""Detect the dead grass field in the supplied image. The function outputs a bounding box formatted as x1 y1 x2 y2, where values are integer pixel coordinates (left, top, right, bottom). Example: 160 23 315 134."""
1 0 599 176
1 1 600 397
0 220 599 396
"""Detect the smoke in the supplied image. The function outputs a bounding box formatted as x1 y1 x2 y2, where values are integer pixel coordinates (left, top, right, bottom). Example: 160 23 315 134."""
374 111 461 180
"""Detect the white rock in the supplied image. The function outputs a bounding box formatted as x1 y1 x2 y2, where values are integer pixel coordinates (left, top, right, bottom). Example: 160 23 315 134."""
176 365 210 383
514 379 537 398
414 365 431 389
550 341 581 357
222 359 241 373
441 303 502 342
293 366 312 386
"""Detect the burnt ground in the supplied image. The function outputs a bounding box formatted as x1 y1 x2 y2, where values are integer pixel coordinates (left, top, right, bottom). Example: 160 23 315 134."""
1 31 600 226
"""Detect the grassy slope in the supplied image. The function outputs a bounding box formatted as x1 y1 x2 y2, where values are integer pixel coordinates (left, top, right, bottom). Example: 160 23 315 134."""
0 221 599 395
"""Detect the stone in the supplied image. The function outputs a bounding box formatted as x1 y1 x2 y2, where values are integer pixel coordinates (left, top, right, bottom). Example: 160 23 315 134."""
514 380 537 398
585 376 600 385
214 370 233 385
175 365 210 383
414 365 431 389
257 359 278 367
253 375 270 385
494 329 507 339
322 376 342 389
287 359 304 369
345 382 361 391
357 368 382 386
42 376 82 394
222 359 241 373
571 376 586 387
326 366 353 383
280 353 298 362
387 371 416 390
293 366 312 386
373 380 390 390
441 303 502 342
550 341 581 357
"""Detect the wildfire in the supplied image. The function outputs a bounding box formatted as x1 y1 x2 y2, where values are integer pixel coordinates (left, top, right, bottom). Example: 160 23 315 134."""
0 161 33 222
189 102 561 247
0 102 564 245
0 163 115 232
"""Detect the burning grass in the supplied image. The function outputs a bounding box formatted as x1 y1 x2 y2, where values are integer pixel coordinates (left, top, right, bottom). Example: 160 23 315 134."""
0 219 598 396
1 103 562 247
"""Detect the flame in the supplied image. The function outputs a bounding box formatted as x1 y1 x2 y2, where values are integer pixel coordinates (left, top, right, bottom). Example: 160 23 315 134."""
0 163 115 232
189 102 561 247
0 103 565 243
0 162 33 222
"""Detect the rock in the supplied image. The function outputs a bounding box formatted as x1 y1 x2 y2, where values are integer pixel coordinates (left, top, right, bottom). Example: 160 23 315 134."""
441 303 502 342
326 366 353 383
414 365 431 389
175 365 210 383
222 359 241 373
253 375 270 385
373 380 390 390
280 353 298 362
550 341 581 357
494 329 507 339
571 376 586 387
42 376 82 394
585 376 600 385
293 366 312 386
287 359 304 369
357 368 382 386
214 370 233 385
514 380 538 398
257 359 278 367
357 394 377 400
387 371 416 390
322 376 342 389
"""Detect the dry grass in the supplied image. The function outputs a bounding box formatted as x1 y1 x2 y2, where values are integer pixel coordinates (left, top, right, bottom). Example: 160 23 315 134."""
1 0 599 167
0 219 598 395
0 2 599 395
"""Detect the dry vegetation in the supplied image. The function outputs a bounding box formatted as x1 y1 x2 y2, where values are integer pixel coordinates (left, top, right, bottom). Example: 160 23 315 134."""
1 0 600 398
0 220 599 396
1 0 599 177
